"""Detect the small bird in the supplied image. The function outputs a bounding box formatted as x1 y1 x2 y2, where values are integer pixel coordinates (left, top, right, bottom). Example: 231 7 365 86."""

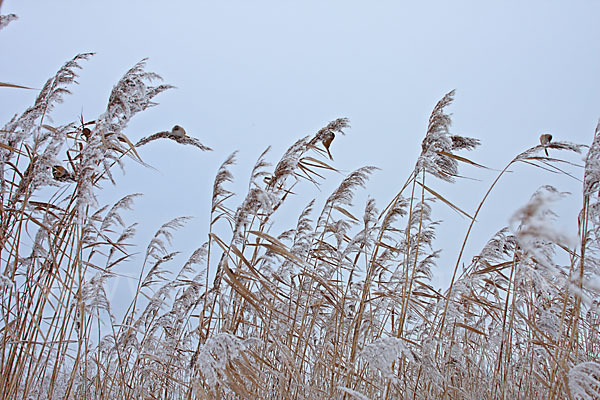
170 125 186 138
82 127 92 140
540 133 553 156
52 165 74 182
322 131 335 160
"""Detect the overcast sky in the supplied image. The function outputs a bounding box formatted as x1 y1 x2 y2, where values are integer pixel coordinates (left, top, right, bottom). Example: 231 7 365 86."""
2 1 600 291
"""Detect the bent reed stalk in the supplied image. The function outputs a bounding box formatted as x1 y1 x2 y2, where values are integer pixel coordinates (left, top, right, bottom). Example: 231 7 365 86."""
1 40 600 400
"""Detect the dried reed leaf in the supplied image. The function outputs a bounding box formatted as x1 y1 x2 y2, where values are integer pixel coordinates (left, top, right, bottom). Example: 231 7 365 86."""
209 232 229 253
333 205 359 222
224 266 263 315
0 82 34 90
532 370 552 388
260 243 304 266
0 141 24 155
27 201 65 212
415 180 474 220
248 230 287 249
454 322 486 336
473 260 514 275
437 150 488 169
299 156 337 171
116 132 144 163
376 241 401 252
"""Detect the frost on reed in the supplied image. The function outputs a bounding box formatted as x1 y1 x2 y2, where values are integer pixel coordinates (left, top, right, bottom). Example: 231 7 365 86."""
569 361 600 400
0 13 16 30
2 47 600 400
0 52 180 399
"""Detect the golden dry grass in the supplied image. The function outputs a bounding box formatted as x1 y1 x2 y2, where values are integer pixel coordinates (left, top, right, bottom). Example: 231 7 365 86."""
1 50 600 400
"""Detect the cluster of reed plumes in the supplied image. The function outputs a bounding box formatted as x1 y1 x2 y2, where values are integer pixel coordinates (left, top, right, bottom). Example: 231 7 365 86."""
3 26 600 400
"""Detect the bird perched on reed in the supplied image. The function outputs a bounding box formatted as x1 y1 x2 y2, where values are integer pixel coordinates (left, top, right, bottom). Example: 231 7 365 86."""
540 133 552 156
82 127 92 140
135 125 211 151
170 125 186 137
322 131 335 160
52 165 74 182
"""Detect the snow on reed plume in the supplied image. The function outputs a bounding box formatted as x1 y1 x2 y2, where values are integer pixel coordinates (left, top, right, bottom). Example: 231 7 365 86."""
1 26 600 398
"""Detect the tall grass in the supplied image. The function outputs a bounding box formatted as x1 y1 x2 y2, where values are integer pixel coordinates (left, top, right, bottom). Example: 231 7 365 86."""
2 22 600 400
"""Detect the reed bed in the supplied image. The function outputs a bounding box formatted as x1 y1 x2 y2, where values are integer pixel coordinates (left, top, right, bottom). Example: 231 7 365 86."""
2 18 600 400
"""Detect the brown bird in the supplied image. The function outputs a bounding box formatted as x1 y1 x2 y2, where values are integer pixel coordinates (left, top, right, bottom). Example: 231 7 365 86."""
322 131 335 160
82 127 92 140
52 165 74 182
540 133 552 156
170 125 186 138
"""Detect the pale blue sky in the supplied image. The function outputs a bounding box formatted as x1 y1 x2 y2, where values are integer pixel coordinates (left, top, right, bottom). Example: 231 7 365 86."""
2 1 599 290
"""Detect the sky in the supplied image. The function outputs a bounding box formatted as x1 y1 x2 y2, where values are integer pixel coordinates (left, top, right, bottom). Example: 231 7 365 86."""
1 1 600 292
